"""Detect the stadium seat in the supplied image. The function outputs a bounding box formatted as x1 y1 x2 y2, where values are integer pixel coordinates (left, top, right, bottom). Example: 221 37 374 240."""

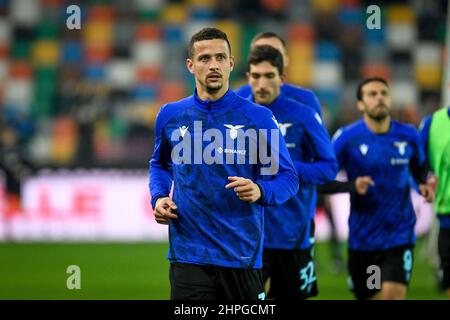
415 65 442 90
161 3 188 24
312 0 339 13
61 41 83 64
314 62 343 89
387 5 415 24
84 64 106 83
361 63 391 80
315 41 341 61
391 80 418 107
288 24 315 43
386 23 417 51
106 59 136 90
51 117 78 165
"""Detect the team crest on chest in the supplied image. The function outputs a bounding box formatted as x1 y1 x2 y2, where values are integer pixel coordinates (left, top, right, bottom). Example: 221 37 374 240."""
278 123 293 137
179 125 189 138
224 124 245 140
359 144 369 156
394 141 408 155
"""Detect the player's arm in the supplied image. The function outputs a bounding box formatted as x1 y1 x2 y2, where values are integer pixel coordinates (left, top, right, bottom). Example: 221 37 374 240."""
317 177 374 195
410 127 434 202
293 111 338 185
149 106 177 224
234 84 251 98
419 115 432 171
308 91 323 118
316 127 373 195
227 112 299 206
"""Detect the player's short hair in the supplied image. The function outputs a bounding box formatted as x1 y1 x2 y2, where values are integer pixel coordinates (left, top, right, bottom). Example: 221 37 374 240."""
188 27 231 58
357 77 389 101
247 45 284 76
250 32 286 49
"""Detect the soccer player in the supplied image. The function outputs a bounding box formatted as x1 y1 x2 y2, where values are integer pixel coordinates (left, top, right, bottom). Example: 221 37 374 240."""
246 45 337 299
236 31 345 274
319 77 434 300
149 27 299 300
420 106 450 298
235 32 322 116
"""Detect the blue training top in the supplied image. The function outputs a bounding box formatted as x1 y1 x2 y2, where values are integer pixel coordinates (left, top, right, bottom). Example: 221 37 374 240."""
248 93 337 249
149 89 299 268
332 119 425 251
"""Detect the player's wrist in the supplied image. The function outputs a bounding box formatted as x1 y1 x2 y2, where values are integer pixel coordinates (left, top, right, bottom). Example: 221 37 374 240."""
155 196 169 209
254 182 264 203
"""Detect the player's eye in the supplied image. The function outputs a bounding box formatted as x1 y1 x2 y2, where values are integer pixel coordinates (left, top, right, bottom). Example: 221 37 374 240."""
216 54 225 61
199 56 209 62
251 74 260 79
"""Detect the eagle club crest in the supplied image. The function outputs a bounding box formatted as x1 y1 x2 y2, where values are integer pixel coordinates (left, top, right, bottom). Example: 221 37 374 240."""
179 125 189 138
359 144 369 156
224 124 245 140
278 123 293 137
394 141 408 155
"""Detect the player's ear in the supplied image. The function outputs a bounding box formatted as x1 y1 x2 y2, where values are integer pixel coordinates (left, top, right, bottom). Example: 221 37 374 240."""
280 72 287 83
283 54 289 69
246 71 250 81
186 58 195 74
356 100 365 112
229 55 235 71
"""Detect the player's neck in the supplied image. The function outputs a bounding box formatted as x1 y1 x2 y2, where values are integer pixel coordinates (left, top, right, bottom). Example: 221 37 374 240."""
363 114 391 134
196 83 229 101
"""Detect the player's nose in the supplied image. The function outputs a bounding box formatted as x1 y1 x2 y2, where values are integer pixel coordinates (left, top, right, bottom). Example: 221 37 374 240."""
209 58 220 70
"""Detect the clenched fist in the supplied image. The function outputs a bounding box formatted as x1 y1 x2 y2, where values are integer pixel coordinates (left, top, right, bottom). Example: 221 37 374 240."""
225 176 262 203
154 197 178 225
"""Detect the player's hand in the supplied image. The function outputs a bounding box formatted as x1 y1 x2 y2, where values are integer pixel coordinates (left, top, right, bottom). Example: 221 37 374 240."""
225 176 261 203
419 183 434 203
154 197 178 225
354 176 375 195
427 175 438 192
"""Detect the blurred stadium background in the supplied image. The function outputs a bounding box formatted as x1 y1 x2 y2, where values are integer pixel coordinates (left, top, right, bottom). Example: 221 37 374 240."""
0 0 449 299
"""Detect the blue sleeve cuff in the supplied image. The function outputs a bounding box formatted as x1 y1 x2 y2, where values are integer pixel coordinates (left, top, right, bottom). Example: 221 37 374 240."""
255 180 272 206
255 182 265 205
151 195 169 210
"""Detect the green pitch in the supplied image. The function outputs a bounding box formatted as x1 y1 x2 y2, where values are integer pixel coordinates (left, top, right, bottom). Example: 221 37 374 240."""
0 238 446 300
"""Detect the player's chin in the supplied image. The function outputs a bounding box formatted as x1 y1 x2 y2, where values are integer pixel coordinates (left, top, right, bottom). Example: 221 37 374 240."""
255 97 269 105
206 82 223 91
370 111 389 120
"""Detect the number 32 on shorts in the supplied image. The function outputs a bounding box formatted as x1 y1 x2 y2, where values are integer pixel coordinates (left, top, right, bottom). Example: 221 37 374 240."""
299 261 316 292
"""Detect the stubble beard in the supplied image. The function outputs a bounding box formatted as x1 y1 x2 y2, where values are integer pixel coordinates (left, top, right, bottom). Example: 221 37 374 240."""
205 82 222 94
366 102 390 122
367 109 389 122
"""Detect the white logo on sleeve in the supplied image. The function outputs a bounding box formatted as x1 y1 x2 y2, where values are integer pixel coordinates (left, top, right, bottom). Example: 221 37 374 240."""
359 144 369 156
332 129 342 142
224 124 245 140
278 123 293 137
271 116 279 127
394 141 408 155
314 112 323 125
179 125 189 138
